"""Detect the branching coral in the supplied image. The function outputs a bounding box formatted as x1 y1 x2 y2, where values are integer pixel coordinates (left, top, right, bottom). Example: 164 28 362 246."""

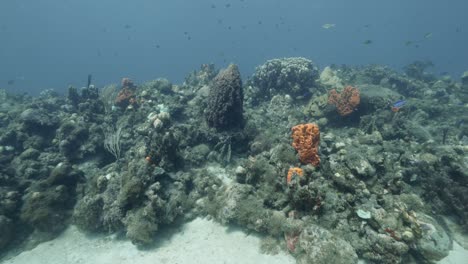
328 85 360 116
291 123 320 166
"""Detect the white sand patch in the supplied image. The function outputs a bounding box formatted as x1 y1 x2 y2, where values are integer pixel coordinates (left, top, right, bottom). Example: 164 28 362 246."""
436 216 468 263
3 218 295 264
5 216 467 264
438 242 468 264
444 216 468 250
357 242 468 264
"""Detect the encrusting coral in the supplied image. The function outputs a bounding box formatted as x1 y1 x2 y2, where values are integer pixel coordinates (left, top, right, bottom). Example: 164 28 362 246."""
291 123 320 166
327 85 360 116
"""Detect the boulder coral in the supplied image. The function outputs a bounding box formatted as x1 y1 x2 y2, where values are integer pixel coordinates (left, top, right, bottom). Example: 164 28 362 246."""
291 123 320 166
251 57 319 99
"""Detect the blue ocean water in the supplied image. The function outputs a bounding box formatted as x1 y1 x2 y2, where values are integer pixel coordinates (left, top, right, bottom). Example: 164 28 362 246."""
0 0 467 94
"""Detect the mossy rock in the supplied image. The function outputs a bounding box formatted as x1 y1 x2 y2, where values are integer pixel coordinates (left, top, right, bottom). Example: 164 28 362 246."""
359 84 402 112
119 177 145 208
125 206 158 246
20 186 71 233
73 195 104 232
47 162 83 186
0 215 14 250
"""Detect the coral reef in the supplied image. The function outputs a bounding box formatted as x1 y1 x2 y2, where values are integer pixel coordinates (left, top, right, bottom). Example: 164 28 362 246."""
0 58 466 264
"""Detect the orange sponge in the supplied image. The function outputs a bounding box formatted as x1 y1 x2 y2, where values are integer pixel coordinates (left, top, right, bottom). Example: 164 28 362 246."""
291 123 320 166
287 167 304 183
328 86 360 116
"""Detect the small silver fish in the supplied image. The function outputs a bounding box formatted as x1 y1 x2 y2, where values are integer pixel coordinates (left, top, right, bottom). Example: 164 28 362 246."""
322 24 336 29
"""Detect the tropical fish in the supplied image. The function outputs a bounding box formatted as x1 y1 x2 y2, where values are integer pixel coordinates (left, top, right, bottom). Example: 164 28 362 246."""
391 100 406 112
393 100 406 108
363 40 373 45
7 80 15 85
322 24 335 29
87 74 92 88
424 32 432 38
405 33 433 47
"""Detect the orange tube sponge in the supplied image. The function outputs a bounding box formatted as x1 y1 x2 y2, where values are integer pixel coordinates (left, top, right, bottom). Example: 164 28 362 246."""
287 167 304 184
291 123 320 166
327 86 360 116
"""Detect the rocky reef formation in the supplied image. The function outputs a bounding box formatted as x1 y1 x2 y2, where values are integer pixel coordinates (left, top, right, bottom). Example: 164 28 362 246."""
0 58 467 264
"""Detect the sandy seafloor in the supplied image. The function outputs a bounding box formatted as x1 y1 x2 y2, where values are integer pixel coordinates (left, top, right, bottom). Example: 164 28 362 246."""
3 218 294 264
3 217 468 264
